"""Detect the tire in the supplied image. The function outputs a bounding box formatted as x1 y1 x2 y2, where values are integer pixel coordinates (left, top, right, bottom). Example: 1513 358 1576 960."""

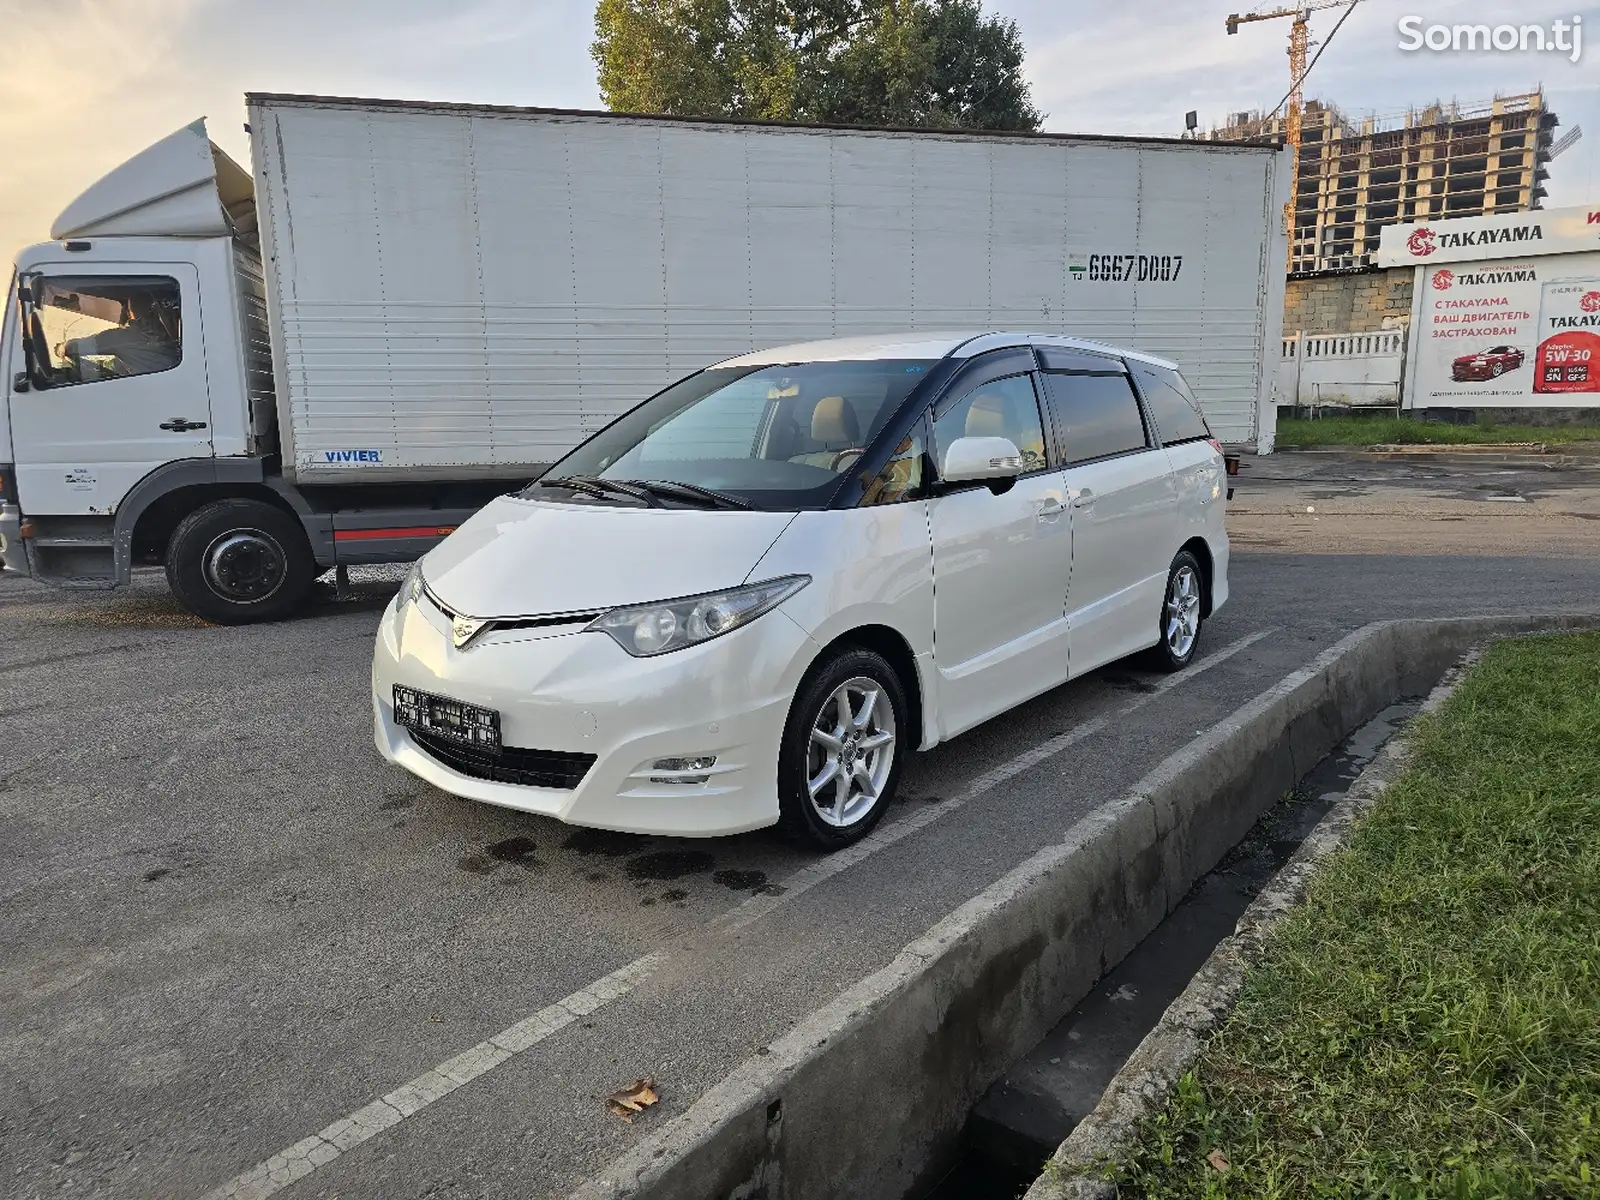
1145 550 1205 673
777 646 908 850
165 498 316 625
1491 362 1504 377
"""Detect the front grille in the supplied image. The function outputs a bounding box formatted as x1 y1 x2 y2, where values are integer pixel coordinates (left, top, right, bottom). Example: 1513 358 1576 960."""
409 730 596 790
421 588 602 639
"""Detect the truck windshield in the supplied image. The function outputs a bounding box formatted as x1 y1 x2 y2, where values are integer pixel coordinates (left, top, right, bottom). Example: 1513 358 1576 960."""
532 360 935 510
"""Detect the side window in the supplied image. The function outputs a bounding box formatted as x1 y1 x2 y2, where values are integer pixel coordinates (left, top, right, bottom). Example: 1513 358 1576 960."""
31 276 182 386
1041 372 1150 465
932 374 1047 476
1131 363 1211 445
860 423 926 506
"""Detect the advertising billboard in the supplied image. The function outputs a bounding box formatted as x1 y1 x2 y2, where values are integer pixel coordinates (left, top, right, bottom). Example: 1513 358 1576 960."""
1534 280 1600 395
1410 251 1600 407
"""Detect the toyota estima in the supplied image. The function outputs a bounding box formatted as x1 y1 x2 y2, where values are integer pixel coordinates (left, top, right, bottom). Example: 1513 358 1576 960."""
372 332 1229 849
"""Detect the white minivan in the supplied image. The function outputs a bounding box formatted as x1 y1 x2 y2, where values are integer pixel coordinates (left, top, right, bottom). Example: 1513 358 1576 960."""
372 332 1229 848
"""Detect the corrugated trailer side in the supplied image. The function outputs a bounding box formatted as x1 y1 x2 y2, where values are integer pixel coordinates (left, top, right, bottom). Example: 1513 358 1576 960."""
248 95 1286 484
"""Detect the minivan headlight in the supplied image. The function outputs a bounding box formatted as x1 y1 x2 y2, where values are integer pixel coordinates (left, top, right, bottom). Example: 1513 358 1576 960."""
588 576 810 657
399 559 426 607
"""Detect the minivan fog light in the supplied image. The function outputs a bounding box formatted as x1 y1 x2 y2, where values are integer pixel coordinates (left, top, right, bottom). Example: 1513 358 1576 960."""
650 756 717 785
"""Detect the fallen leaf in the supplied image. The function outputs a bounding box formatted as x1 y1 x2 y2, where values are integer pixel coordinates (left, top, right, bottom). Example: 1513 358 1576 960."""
1206 1148 1230 1173
606 1078 660 1122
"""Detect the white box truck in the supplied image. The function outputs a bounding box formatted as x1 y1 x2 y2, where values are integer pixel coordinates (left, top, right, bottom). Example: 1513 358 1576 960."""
0 94 1287 623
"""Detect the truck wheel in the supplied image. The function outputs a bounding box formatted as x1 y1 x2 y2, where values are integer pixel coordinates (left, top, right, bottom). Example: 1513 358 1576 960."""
166 499 316 625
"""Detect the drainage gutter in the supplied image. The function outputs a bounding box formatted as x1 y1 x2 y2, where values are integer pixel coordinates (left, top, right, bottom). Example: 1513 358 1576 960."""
573 614 1600 1200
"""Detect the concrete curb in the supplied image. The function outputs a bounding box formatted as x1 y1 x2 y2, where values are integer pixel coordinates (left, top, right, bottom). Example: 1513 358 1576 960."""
572 615 1600 1200
1020 650 1481 1200
1271 445 1599 467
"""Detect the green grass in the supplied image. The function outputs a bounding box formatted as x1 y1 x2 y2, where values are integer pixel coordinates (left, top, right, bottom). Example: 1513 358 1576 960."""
1112 632 1600 1199
1275 416 1600 448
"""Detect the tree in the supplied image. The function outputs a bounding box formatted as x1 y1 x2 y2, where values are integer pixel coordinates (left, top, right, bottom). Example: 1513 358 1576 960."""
591 0 1042 132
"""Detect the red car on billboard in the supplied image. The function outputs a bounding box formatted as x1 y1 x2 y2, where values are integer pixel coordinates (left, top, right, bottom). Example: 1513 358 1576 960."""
1451 345 1526 381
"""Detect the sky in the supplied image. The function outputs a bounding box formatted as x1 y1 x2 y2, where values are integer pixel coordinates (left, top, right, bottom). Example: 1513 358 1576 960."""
2 0 1597 264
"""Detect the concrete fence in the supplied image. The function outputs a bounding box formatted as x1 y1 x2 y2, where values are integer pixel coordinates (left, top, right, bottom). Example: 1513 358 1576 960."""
1275 330 1405 412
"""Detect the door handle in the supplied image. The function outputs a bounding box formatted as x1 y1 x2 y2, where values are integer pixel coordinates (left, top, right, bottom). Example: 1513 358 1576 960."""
1072 489 1095 509
159 418 208 432
1037 497 1065 518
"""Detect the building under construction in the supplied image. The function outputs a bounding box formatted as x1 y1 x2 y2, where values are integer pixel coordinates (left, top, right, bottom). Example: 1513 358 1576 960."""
1210 89 1562 276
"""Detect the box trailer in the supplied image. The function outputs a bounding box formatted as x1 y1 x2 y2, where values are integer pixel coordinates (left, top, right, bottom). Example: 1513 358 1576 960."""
0 94 1287 623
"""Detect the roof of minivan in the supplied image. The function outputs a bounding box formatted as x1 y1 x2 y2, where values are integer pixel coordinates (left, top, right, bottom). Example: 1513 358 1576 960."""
714 332 1180 371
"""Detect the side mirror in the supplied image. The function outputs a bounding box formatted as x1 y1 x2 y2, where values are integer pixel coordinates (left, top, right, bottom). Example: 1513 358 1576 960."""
940 436 1025 490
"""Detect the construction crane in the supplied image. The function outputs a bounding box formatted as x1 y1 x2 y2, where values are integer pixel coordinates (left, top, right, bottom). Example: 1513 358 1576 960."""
1226 2 1360 262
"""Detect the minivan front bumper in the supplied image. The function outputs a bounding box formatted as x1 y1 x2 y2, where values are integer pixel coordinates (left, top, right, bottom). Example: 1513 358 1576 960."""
371 586 819 837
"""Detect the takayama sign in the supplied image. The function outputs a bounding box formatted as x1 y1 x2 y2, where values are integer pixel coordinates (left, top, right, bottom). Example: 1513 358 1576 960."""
1377 203 1600 268
1414 260 1542 404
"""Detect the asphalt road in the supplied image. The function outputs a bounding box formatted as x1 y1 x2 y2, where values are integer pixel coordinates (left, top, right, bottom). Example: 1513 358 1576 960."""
5 461 1600 1200
1229 446 1600 556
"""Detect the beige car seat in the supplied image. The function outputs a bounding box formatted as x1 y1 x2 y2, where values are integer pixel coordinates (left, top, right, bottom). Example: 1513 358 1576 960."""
963 391 1043 469
790 395 861 469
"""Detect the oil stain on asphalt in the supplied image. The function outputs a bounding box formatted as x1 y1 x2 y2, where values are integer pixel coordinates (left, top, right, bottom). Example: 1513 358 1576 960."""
624 850 715 882
712 868 784 896
563 829 653 857
458 835 543 875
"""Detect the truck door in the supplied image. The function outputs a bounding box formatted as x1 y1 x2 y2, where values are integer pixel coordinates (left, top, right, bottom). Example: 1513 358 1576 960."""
10 265 211 517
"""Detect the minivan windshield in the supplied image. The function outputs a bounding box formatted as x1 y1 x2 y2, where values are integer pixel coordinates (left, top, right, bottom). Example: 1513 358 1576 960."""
530 360 936 510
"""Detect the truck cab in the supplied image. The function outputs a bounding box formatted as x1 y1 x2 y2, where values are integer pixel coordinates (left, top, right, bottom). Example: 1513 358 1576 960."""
1 122 283 601
1 119 492 623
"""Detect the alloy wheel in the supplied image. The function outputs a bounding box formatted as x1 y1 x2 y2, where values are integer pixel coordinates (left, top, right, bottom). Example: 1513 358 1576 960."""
1165 565 1201 660
806 675 896 828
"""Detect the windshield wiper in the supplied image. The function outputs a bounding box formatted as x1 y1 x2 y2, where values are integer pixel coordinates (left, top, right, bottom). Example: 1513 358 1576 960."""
631 480 757 510
530 476 661 506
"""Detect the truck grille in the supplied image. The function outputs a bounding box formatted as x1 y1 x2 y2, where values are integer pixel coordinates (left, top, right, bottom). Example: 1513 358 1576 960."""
409 731 596 790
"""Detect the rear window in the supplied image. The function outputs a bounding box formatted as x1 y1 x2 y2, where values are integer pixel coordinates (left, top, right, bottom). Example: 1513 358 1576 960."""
1131 363 1210 444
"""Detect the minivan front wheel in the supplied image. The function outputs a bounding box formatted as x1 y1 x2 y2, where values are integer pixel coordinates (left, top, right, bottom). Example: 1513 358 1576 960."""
778 647 907 849
1147 550 1205 672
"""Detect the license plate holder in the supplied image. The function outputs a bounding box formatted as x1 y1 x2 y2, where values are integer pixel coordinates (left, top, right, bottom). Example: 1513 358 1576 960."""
393 684 501 752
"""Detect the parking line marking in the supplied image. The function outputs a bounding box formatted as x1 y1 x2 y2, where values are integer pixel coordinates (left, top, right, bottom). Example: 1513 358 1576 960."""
197 953 668 1200
194 628 1272 1198
711 627 1279 936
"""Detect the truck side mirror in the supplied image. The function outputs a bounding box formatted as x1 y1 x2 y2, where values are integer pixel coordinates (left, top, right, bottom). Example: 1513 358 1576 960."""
13 371 30 393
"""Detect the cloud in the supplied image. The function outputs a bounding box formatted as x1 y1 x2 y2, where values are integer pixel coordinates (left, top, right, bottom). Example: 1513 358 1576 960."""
0 0 599 262
1 0 1593 265
1005 0 1599 202
0 0 235 261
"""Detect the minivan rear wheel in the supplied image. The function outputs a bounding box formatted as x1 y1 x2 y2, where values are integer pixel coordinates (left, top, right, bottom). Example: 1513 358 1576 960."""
1146 550 1205 672
777 647 907 849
